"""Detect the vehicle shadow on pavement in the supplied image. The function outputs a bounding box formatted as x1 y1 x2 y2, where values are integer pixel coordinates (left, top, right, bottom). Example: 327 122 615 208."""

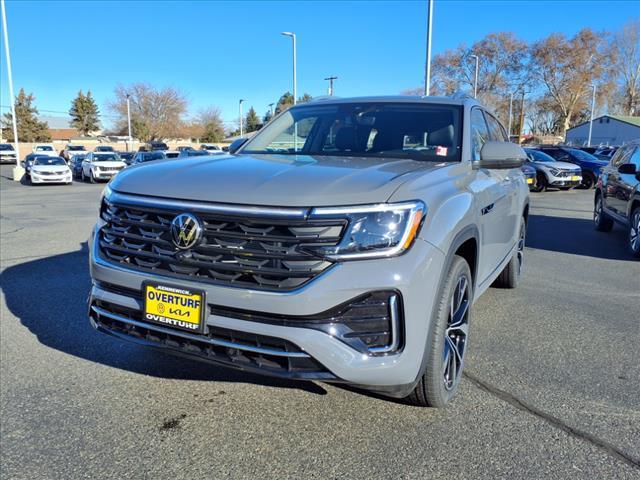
527 214 633 260
0 243 327 396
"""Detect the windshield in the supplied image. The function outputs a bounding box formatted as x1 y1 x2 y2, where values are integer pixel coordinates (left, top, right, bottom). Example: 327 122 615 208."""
96 146 114 151
0 144 14 151
68 146 85 151
34 157 66 166
567 148 600 162
242 102 463 162
142 152 165 161
36 146 54 151
525 149 555 162
94 154 120 161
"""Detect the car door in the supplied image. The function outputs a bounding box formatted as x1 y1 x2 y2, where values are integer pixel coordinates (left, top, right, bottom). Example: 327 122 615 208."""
82 155 91 176
603 146 632 216
612 147 638 217
468 108 513 284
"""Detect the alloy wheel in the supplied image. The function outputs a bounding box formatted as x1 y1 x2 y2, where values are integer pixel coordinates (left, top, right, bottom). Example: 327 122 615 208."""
443 275 470 391
516 221 526 276
594 197 602 225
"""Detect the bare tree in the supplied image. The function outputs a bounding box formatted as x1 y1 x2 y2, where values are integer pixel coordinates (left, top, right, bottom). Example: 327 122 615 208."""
107 83 188 141
528 28 611 135
608 19 640 115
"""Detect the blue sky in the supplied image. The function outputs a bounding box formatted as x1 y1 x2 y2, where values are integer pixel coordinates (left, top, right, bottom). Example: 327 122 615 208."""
1 0 638 129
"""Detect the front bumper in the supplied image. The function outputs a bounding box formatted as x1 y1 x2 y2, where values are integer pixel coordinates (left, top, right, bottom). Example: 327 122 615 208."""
31 173 72 184
93 170 120 180
89 225 445 390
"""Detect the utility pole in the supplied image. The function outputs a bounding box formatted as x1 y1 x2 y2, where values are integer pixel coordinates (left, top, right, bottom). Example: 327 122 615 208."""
281 32 297 105
507 92 514 141
126 94 132 152
1 0 23 181
424 0 433 96
239 99 245 137
587 84 596 147
324 76 338 96
518 90 526 143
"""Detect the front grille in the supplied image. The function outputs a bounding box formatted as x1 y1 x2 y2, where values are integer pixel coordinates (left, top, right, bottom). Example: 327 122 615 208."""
37 170 67 176
556 170 579 178
98 199 345 291
99 167 123 173
91 300 333 378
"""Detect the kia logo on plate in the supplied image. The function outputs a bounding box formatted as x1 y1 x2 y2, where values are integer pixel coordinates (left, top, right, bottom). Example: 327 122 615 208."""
170 213 203 249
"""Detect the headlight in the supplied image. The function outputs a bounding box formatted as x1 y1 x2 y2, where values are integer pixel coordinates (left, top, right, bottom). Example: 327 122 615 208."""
93 165 101 172
548 167 560 176
309 201 425 260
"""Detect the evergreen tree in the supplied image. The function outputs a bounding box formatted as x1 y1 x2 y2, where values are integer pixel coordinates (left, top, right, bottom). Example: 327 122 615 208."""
263 110 273 123
1 88 51 142
298 93 313 103
245 106 261 133
275 92 294 114
69 90 100 135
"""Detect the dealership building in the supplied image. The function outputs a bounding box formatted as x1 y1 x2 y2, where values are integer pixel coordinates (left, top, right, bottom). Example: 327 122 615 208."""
565 115 640 146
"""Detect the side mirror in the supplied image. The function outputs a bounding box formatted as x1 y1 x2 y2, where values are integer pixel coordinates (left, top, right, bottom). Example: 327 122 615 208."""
476 141 526 169
618 163 637 175
228 138 248 154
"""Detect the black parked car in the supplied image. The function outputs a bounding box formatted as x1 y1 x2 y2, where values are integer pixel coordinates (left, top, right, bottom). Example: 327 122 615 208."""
594 140 640 257
70 155 86 179
22 153 49 177
118 151 135 166
535 145 609 189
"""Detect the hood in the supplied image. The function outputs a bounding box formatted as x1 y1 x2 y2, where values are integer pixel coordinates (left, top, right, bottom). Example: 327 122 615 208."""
110 153 438 207
536 161 581 171
92 161 126 168
32 164 70 173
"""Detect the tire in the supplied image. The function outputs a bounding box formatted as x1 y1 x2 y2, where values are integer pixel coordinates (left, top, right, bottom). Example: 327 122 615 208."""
531 172 547 192
559 187 571 191
594 194 614 232
580 172 595 190
493 216 526 289
81 170 86 182
89 170 96 183
406 256 472 408
629 207 640 258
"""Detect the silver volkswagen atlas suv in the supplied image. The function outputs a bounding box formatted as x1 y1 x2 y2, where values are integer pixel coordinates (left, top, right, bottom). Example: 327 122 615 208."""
89 96 529 407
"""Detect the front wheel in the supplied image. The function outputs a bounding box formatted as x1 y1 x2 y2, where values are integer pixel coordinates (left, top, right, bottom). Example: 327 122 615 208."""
493 216 526 289
580 172 595 190
89 170 96 183
406 256 472 408
594 194 614 232
629 207 640 258
530 172 546 192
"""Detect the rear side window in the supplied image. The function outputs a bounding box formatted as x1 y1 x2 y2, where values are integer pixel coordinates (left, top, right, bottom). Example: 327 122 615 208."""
470 108 489 161
611 146 632 167
484 113 508 141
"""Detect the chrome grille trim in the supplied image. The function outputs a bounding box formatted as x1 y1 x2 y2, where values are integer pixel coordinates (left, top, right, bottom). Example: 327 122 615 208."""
91 305 310 358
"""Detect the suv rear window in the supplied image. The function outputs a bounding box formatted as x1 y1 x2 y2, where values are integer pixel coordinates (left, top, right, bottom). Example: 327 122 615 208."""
243 103 463 162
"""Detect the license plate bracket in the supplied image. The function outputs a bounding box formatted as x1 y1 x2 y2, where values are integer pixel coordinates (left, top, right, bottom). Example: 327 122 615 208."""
143 282 206 334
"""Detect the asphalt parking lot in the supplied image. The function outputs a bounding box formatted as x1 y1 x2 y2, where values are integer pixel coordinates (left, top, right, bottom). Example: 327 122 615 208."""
1 164 638 479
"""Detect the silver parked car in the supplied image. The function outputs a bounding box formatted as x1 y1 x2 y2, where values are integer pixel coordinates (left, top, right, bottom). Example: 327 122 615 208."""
523 148 582 192
88 96 529 407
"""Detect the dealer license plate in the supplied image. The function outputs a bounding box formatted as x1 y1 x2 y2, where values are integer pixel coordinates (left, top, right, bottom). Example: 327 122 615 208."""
526 178 534 184
571 175 581 182
143 283 205 333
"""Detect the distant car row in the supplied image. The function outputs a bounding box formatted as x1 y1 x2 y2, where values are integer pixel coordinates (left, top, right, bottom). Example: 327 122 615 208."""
0 142 226 165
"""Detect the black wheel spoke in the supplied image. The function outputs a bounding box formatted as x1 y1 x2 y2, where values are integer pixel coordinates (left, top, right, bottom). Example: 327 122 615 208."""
443 274 470 391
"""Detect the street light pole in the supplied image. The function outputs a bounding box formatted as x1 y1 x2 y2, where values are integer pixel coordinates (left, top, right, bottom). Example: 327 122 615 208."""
469 54 479 98
324 76 337 96
268 103 275 118
1 0 23 181
424 0 433 96
239 99 245 137
507 92 514 141
281 32 297 105
588 84 596 147
519 90 526 143
126 94 132 152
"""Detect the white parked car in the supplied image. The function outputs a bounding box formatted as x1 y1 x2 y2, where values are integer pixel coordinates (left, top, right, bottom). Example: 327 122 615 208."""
81 152 126 183
199 144 224 154
32 144 58 157
164 150 180 159
30 156 72 185
63 144 87 161
0 143 17 164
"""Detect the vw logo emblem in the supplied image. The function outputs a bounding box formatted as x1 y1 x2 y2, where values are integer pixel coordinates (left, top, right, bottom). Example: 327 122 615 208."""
170 213 202 250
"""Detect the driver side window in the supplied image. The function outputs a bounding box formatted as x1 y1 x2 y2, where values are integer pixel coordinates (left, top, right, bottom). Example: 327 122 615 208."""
470 108 489 162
